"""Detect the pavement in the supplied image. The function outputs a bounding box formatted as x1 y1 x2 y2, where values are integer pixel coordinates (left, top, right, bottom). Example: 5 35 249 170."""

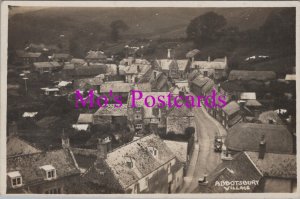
179 105 227 193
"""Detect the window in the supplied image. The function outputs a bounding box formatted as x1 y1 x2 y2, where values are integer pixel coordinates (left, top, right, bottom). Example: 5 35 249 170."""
39 165 56 180
47 170 55 179
135 124 143 129
125 157 135 169
12 177 22 187
167 163 171 174
135 114 141 120
127 161 133 168
145 177 149 188
7 171 22 188
45 187 61 194
133 183 139 194
204 71 208 77
147 147 158 158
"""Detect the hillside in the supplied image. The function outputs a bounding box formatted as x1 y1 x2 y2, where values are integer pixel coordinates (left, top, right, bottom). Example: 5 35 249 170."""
8 7 278 49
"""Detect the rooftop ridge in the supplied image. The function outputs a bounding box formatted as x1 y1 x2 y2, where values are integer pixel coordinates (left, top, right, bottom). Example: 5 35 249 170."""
107 134 156 154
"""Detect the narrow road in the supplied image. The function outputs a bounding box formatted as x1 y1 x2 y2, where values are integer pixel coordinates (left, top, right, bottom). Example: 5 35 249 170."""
180 106 226 193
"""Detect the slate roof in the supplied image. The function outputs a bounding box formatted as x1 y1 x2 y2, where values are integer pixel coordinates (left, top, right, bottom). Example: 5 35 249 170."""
74 77 103 89
138 69 169 91
7 136 41 157
245 99 262 107
199 152 262 193
191 76 211 88
223 101 240 116
228 70 276 81
197 151 296 193
33 62 61 69
240 92 256 100
99 134 177 189
186 49 200 58
225 123 293 154
16 50 41 58
166 105 194 134
7 149 80 187
191 60 226 70
100 81 132 93
94 104 128 117
188 70 201 82
167 106 194 117
78 114 94 124
74 65 107 77
176 60 189 71
52 53 71 59
63 63 75 70
163 140 188 163
156 59 176 71
245 152 296 179
202 79 215 94
70 58 86 65
124 64 151 75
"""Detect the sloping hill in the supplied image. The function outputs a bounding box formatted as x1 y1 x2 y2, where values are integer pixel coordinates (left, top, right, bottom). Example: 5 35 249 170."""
8 7 280 49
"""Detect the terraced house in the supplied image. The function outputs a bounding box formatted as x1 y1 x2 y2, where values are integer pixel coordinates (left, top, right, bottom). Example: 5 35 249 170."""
82 134 184 193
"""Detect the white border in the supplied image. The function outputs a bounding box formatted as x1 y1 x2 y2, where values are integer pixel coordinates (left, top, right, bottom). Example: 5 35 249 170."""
1 1 299 198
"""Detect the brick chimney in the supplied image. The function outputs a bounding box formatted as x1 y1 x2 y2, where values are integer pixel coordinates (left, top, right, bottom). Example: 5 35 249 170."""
61 130 70 149
258 135 266 159
97 137 111 160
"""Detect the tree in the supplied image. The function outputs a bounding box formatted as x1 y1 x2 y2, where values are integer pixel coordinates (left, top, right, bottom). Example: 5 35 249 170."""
186 12 227 46
260 8 295 50
110 20 129 42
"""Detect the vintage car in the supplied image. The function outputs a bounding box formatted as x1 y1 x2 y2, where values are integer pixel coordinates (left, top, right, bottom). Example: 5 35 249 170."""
214 136 223 152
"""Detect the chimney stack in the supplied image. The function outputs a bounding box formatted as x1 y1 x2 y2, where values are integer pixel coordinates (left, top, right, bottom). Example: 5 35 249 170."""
116 64 120 76
97 137 111 160
208 56 211 62
167 49 171 59
258 135 266 159
61 130 70 149
137 65 141 73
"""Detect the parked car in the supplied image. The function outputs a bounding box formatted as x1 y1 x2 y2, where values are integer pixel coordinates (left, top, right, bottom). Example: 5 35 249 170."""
198 174 208 186
214 136 223 152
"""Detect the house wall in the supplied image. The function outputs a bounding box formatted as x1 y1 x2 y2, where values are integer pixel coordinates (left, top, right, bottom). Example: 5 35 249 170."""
125 158 183 194
264 178 295 193
7 175 80 194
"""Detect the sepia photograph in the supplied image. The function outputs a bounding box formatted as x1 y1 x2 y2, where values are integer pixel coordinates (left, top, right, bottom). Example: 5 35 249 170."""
1 1 298 196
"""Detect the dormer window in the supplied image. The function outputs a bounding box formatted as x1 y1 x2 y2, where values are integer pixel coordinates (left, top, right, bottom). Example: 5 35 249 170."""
147 147 158 158
124 157 135 169
39 165 57 180
7 171 22 188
